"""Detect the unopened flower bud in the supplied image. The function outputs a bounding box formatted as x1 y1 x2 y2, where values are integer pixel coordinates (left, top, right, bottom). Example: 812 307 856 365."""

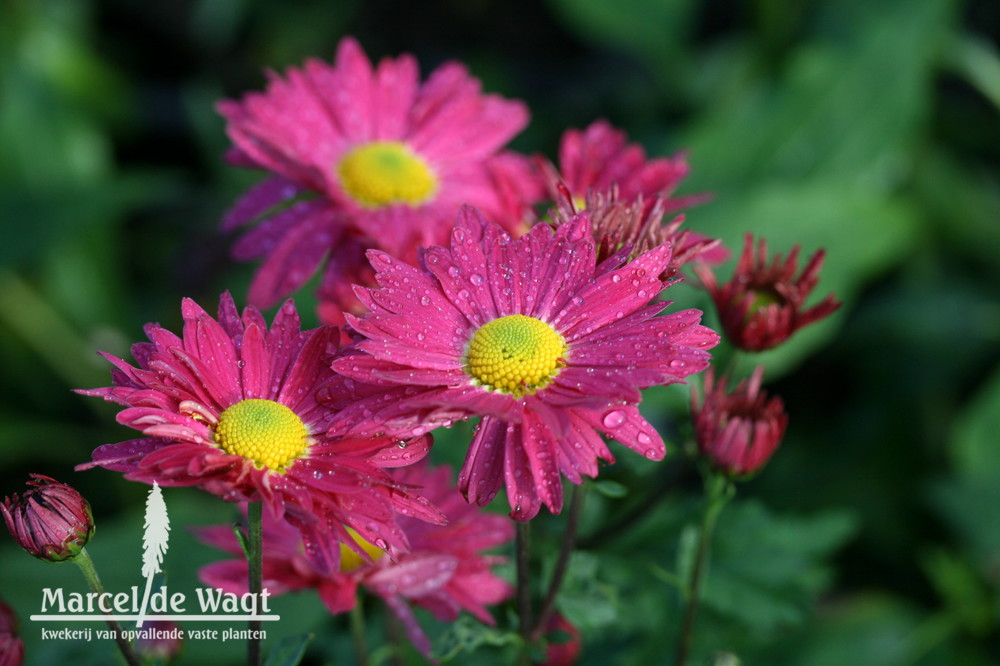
692 367 788 476
0 597 24 666
1 475 94 562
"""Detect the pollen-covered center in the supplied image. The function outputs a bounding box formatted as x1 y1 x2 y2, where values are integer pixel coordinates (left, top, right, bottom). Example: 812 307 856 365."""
339 527 387 573
465 315 567 397
214 399 309 472
336 141 437 208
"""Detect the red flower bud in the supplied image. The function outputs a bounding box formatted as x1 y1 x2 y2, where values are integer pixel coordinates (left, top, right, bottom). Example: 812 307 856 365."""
0 597 24 666
692 367 788 476
542 612 581 666
694 234 841 351
1 475 94 563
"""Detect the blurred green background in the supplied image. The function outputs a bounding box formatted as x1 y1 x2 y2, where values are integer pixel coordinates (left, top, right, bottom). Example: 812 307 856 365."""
1 0 999 664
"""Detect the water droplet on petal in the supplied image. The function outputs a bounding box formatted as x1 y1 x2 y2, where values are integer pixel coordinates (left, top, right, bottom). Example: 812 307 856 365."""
603 410 626 428
470 273 484 286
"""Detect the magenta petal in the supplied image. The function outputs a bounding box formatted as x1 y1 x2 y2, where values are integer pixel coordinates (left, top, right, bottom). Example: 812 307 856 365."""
382 593 433 657
244 202 341 310
198 561 252 595
75 438 168 472
318 578 359 615
581 405 665 460
239 322 271 399
367 553 457 598
221 175 301 232
521 409 564 513
503 425 542 520
458 417 506 506
368 435 432 468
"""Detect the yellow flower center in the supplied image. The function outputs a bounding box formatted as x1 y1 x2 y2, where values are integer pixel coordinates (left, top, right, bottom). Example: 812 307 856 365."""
214 399 309 472
465 315 567 397
339 528 386 572
336 141 438 208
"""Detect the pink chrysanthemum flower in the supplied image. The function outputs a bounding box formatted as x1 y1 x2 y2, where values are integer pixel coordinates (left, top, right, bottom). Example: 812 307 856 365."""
77 292 443 573
197 461 513 657
552 185 727 278
693 234 842 351
330 206 719 520
219 37 531 319
691 366 788 476
540 120 707 211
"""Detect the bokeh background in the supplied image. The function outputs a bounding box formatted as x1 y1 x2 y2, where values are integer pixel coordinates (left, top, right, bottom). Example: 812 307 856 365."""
1 0 999 664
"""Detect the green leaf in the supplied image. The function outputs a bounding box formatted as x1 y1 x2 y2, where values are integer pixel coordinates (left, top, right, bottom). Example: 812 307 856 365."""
432 615 521 662
682 0 952 191
701 500 857 633
545 0 695 71
949 362 1000 477
591 479 629 499
264 633 314 666
556 552 620 631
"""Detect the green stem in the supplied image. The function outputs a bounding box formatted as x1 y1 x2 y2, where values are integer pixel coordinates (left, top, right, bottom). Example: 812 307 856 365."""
530 485 586 643
73 548 142 666
675 472 733 666
247 501 263 666
350 597 371 666
515 520 533 664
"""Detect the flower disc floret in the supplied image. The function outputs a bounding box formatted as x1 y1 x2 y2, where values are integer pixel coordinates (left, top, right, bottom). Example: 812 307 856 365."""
339 527 387 572
337 141 438 209
465 315 567 397
215 399 309 471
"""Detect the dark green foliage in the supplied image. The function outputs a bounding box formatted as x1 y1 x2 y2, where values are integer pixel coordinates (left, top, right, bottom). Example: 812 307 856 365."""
2 0 999 663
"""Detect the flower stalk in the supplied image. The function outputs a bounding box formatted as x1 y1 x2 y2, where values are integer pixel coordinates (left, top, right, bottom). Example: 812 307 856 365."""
531 484 586 643
247 501 263 666
675 471 733 666
350 597 371 666
516 520 533 644
73 548 142 666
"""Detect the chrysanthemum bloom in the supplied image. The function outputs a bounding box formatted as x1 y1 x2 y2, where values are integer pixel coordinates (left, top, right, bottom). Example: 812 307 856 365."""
540 120 707 211
197 461 513 657
330 206 719 520
77 292 443 573
1 475 94 563
691 366 788 476
693 234 842 351
551 184 727 278
219 36 531 319
0 597 23 666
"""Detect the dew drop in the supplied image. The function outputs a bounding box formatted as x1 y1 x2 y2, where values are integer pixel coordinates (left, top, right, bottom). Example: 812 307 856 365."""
637 432 652 445
602 410 626 428
470 273 484 286
420 296 431 306
448 266 461 277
